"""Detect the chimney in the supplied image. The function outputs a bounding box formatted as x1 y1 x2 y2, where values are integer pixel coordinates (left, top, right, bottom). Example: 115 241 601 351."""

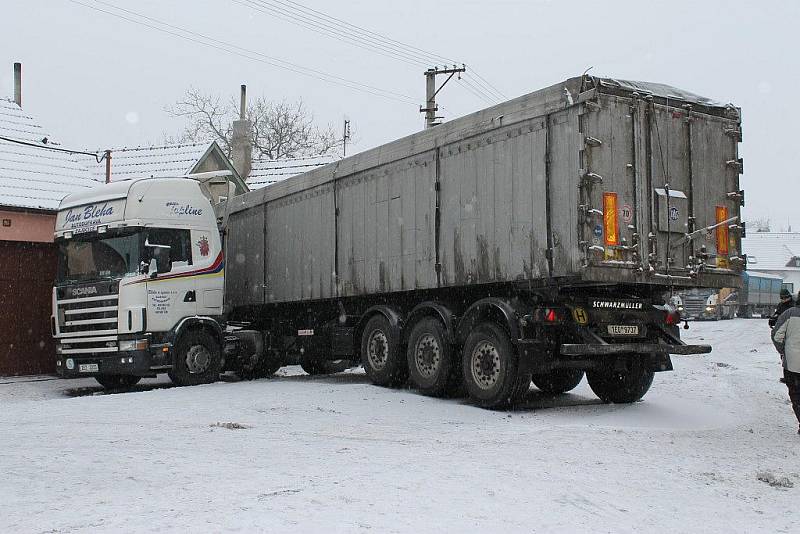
231 84 252 179
13 63 22 107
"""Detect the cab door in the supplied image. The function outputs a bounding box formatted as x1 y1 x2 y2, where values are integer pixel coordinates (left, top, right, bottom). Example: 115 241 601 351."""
144 228 197 332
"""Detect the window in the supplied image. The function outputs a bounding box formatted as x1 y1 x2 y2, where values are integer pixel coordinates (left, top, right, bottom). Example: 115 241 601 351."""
145 228 192 271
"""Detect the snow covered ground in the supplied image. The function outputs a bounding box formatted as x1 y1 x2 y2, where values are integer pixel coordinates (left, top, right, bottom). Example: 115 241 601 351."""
1 319 798 533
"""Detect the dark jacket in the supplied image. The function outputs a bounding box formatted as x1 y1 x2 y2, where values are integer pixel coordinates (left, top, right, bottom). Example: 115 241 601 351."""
770 298 795 327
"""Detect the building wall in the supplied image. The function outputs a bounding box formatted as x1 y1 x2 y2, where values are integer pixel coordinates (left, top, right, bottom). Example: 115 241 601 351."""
0 209 55 243
0 241 57 376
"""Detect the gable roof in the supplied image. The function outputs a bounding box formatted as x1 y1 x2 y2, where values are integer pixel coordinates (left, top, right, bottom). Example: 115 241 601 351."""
247 154 336 189
95 142 214 182
0 98 99 211
91 141 249 197
742 232 800 271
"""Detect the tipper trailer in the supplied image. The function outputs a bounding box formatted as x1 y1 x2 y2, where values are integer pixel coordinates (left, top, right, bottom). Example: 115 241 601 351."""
52 75 743 407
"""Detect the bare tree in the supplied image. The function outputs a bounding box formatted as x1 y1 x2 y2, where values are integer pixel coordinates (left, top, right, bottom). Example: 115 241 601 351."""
166 87 341 160
749 217 771 233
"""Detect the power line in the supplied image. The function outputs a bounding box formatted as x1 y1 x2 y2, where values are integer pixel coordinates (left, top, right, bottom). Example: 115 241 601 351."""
248 0 456 65
0 135 106 163
466 68 507 101
69 0 419 106
232 0 430 68
234 0 508 102
459 77 499 106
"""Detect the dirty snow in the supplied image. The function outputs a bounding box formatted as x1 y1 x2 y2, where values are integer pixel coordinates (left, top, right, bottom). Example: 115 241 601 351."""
1 319 798 533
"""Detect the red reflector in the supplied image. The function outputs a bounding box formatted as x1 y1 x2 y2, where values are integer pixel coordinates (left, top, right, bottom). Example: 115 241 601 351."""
546 309 557 322
666 311 680 325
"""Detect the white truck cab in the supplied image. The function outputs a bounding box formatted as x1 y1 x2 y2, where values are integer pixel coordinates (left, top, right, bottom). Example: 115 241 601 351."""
52 177 225 387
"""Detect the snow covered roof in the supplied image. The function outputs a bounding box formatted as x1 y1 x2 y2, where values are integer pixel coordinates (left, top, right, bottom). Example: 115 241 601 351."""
95 142 212 182
742 232 800 271
247 154 336 189
0 98 99 211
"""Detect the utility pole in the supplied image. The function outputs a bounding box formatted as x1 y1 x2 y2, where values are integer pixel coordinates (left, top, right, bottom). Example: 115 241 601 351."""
342 119 351 157
420 64 466 128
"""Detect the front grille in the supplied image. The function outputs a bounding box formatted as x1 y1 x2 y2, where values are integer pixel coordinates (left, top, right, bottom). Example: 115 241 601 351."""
682 297 707 316
55 293 119 355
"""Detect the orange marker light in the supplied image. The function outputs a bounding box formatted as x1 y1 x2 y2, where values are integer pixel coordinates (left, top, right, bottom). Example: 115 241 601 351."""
603 192 619 246
716 206 729 255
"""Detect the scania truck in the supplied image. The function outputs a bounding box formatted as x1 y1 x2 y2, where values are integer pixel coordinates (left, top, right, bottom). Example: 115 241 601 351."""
52 75 743 407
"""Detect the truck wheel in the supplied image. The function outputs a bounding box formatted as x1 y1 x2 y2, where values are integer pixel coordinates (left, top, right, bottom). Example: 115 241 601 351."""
237 351 282 380
300 357 355 375
531 369 584 394
407 317 455 397
461 322 531 408
361 314 407 386
95 375 141 389
168 329 223 386
586 357 654 403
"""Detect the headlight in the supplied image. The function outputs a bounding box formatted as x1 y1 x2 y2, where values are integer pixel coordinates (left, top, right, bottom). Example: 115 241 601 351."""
119 339 149 351
705 306 713 311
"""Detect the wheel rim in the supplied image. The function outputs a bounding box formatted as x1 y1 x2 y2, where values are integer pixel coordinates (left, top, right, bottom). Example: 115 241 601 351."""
367 330 389 371
186 344 212 374
414 333 441 379
470 340 501 390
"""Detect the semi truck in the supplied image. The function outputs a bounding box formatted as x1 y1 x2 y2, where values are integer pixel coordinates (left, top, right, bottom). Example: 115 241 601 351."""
737 271 783 317
676 287 737 320
52 75 743 407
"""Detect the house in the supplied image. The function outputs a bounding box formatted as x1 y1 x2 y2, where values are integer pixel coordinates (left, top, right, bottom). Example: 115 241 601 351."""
247 154 336 189
96 141 249 203
742 232 800 294
0 65 100 375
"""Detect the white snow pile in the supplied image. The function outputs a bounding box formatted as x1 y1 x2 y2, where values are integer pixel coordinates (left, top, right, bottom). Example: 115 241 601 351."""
0 319 799 533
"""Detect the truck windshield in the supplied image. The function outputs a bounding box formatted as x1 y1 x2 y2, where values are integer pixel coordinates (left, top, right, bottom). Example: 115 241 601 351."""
57 228 143 283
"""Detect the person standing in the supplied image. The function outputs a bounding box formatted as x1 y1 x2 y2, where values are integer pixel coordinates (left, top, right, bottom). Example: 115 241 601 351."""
769 289 794 328
771 297 800 434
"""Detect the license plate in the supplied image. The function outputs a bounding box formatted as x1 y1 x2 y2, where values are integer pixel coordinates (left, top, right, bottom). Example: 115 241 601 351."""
607 325 639 336
79 363 99 373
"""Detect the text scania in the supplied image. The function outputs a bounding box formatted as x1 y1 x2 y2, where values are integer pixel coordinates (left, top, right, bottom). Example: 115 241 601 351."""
71 286 98 297
166 202 203 216
63 204 114 227
591 300 644 310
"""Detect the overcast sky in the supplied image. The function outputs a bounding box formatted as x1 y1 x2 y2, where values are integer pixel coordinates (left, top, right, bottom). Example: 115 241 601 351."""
1 0 797 228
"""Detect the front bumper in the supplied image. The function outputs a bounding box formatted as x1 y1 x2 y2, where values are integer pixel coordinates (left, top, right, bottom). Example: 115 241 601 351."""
56 347 171 378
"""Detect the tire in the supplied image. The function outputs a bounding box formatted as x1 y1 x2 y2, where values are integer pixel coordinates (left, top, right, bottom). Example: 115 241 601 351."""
531 369 585 394
237 351 282 380
461 322 531 408
586 356 654 403
361 314 407 386
168 329 223 386
95 374 141 389
300 357 355 375
407 317 456 397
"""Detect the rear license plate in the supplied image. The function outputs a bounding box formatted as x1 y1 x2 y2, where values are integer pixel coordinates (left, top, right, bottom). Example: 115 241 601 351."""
79 363 99 373
607 325 640 336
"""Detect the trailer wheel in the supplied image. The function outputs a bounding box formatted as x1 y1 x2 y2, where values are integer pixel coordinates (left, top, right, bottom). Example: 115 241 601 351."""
586 356 654 403
95 375 141 389
168 329 223 386
406 317 455 397
361 314 407 386
461 322 530 408
531 369 584 394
